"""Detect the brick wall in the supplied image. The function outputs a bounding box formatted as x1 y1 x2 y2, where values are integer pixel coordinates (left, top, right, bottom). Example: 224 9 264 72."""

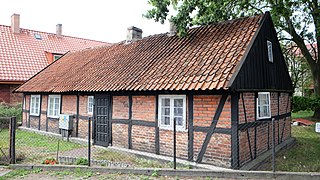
23 94 94 139
0 84 22 105
193 95 232 167
238 92 291 167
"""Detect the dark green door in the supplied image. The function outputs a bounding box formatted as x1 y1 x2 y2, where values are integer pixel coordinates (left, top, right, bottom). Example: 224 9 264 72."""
94 94 111 147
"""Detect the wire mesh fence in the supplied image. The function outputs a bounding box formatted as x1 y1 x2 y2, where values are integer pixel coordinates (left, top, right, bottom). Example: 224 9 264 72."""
4 115 320 172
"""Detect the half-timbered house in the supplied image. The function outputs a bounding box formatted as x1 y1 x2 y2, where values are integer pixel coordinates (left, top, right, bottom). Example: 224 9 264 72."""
15 12 293 169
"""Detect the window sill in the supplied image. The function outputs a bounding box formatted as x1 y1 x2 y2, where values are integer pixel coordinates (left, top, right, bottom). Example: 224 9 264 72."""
30 114 40 117
159 126 187 132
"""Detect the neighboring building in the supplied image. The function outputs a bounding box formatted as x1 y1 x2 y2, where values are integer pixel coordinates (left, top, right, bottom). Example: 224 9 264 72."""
15 12 293 169
0 14 109 104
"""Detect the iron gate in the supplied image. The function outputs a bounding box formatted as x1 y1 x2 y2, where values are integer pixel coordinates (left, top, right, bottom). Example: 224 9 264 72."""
94 94 111 147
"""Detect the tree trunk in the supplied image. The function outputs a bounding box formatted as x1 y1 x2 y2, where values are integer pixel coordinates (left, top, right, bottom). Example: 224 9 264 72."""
311 64 320 119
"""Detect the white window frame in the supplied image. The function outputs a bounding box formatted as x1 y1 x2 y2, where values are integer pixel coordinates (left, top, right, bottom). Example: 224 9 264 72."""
267 40 273 63
30 95 41 116
87 96 94 115
158 95 186 131
257 92 271 120
47 95 61 118
53 54 62 61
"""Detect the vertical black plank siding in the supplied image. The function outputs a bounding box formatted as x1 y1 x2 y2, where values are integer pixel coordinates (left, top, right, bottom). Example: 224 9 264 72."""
231 93 239 169
230 13 292 91
128 95 133 149
188 94 194 161
196 94 228 163
155 95 160 154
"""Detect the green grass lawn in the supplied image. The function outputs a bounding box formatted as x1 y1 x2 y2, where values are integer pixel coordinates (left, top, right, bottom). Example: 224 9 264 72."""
276 125 320 172
0 129 84 164
292 110 314 119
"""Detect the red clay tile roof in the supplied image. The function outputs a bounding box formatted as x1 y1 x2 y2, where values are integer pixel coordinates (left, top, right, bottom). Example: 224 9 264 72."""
16 13 265 93
0 25 109 82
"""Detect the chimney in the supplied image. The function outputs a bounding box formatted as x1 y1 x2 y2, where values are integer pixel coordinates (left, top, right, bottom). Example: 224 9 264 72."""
168 20 176 36
11 14 20 33
126 26 142 42
56 24 62 36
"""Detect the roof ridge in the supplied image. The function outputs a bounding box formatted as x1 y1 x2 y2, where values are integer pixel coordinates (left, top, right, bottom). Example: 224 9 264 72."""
0 24 108 44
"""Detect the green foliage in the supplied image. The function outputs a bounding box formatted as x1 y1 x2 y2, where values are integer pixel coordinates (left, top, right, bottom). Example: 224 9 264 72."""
292 96 311 112
0 104 22 124
151 169 159 177
293 95 320 113
75 158 89 165
0 168 42 180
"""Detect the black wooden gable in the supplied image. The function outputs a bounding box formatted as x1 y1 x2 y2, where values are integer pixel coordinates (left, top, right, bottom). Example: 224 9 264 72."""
229 12 293 92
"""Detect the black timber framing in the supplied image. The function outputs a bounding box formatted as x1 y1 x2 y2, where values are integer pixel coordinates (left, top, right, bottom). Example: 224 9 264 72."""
193 126 231 134
231 93 239 169
155 95 160 154
196 94 228 163
28 96 31 128
238 112 291 130
241 93 253 160
277 93 280 145
128 95 133 149
280 94 290 142
188 94 194 161
254 92 257 158
76 94 80 137
38 95 42 130
112 119 156 127
46 94 49 131
109 95 113 145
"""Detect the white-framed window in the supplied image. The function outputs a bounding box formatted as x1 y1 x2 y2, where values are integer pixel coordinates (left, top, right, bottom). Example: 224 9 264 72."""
30 95 40 116
267 40 273 63
158 95 186 131
257 92 271 119
87 96 94 114
47 95 61 118
53 54 62 61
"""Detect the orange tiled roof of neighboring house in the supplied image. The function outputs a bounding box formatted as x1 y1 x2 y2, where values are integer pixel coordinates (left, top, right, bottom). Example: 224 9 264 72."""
16 13 264 93
0 24 109 82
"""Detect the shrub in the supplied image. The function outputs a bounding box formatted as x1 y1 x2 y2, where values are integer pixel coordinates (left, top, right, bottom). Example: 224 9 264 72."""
75 158 88 165
0 104 22 123
292 95 320 113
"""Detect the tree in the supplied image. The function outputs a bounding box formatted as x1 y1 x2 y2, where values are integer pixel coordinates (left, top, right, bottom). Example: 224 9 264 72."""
283 43 312 96
145 0 320 117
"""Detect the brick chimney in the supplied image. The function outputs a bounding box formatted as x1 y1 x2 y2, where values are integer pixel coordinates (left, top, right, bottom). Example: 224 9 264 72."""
168 20 176 36
126 26 142 42
11 14 20 33
56 24 62 37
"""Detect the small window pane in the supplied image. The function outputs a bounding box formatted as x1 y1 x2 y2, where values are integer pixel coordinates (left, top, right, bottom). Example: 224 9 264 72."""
162 98 170 106
267 40 273 63
161 116 170 125
174 117 183 126
174 107 183 116
161 107 170 116
174 99 183 107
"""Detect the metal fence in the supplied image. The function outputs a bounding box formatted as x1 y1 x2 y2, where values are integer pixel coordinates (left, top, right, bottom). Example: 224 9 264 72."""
4 115 320 172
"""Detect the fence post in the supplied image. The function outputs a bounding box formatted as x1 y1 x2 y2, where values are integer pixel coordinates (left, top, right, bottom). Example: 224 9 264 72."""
272 118 275 172
173 118 176 169
88 117 91 166
9 117 16 164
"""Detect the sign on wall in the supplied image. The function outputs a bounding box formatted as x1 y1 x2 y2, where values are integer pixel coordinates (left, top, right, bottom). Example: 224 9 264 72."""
315 123 320 133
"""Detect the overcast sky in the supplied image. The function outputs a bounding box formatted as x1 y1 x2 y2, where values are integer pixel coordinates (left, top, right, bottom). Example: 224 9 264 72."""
0 0 171 43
